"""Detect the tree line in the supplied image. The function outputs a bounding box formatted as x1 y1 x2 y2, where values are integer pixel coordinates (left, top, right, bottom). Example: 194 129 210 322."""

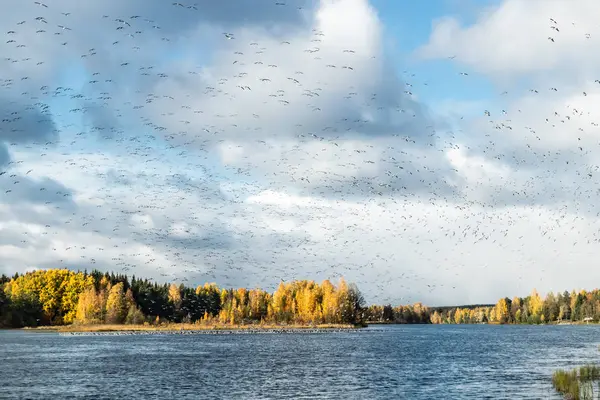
365 288 600 325
3 269 600 328
0 269 365 328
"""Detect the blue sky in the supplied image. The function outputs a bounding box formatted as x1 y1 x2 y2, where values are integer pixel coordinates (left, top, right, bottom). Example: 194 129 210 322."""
372 0 501 109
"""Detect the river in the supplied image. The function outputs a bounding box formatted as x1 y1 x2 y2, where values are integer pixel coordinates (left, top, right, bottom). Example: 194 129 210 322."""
1 325 599 399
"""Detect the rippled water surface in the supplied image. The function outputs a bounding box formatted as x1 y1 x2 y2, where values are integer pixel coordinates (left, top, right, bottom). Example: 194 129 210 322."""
2 325 600 399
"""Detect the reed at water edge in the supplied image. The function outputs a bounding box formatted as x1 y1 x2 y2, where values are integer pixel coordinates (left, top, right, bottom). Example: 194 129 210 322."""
552 364 600 400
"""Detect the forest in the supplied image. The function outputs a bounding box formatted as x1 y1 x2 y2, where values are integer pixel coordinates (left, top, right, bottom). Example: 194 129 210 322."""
2 269 600 328
0 269 365 328
365 288 600 325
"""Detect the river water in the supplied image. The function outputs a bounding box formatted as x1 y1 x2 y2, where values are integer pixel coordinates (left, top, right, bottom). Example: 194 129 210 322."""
1 325 599 399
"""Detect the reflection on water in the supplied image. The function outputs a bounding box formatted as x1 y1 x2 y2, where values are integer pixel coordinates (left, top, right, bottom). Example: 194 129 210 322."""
1 325 599 399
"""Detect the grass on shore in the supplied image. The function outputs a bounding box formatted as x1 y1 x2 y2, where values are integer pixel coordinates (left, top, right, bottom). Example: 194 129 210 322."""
22 325 58 331
552 365 600 400
34 322 360 333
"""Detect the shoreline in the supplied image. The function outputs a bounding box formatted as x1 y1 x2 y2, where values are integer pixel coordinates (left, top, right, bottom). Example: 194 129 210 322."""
58 328 372 336
13 320 600 333
24 323 365 334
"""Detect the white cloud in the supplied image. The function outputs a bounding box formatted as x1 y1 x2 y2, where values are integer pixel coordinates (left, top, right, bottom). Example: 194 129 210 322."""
417 0 600 81
138 0 388 147
5 0 600 307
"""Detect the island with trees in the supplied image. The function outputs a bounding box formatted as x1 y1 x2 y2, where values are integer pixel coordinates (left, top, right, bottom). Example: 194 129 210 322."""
0 269 365 331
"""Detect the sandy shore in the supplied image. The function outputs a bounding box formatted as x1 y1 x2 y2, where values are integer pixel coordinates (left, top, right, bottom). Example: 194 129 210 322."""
26 323 369 335
58 328 373 336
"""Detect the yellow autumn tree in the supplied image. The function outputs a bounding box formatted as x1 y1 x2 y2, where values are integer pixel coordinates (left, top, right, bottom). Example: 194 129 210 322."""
249 289 269 321
529 289 543 318
296 282 317 324
271 282 291 323
168 283 182 311
454 308 464 324
511 297 522 322
105 282 126 324
320 279 337 323
75 286 103 324
124 288 145 324
430 311 442 324
488 307 497 323
97 276 111 322
5 269 93 324
495 298 510 324
468 309 476 323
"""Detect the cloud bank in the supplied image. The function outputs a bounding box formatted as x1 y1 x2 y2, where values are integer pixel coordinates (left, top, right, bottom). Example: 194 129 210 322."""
3 0 600 306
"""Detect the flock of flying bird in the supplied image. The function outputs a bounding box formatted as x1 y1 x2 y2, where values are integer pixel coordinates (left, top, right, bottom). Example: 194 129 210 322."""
1 1 600 304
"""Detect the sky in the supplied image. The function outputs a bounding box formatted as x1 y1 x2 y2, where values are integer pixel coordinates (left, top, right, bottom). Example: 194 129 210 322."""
2 0 600 306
